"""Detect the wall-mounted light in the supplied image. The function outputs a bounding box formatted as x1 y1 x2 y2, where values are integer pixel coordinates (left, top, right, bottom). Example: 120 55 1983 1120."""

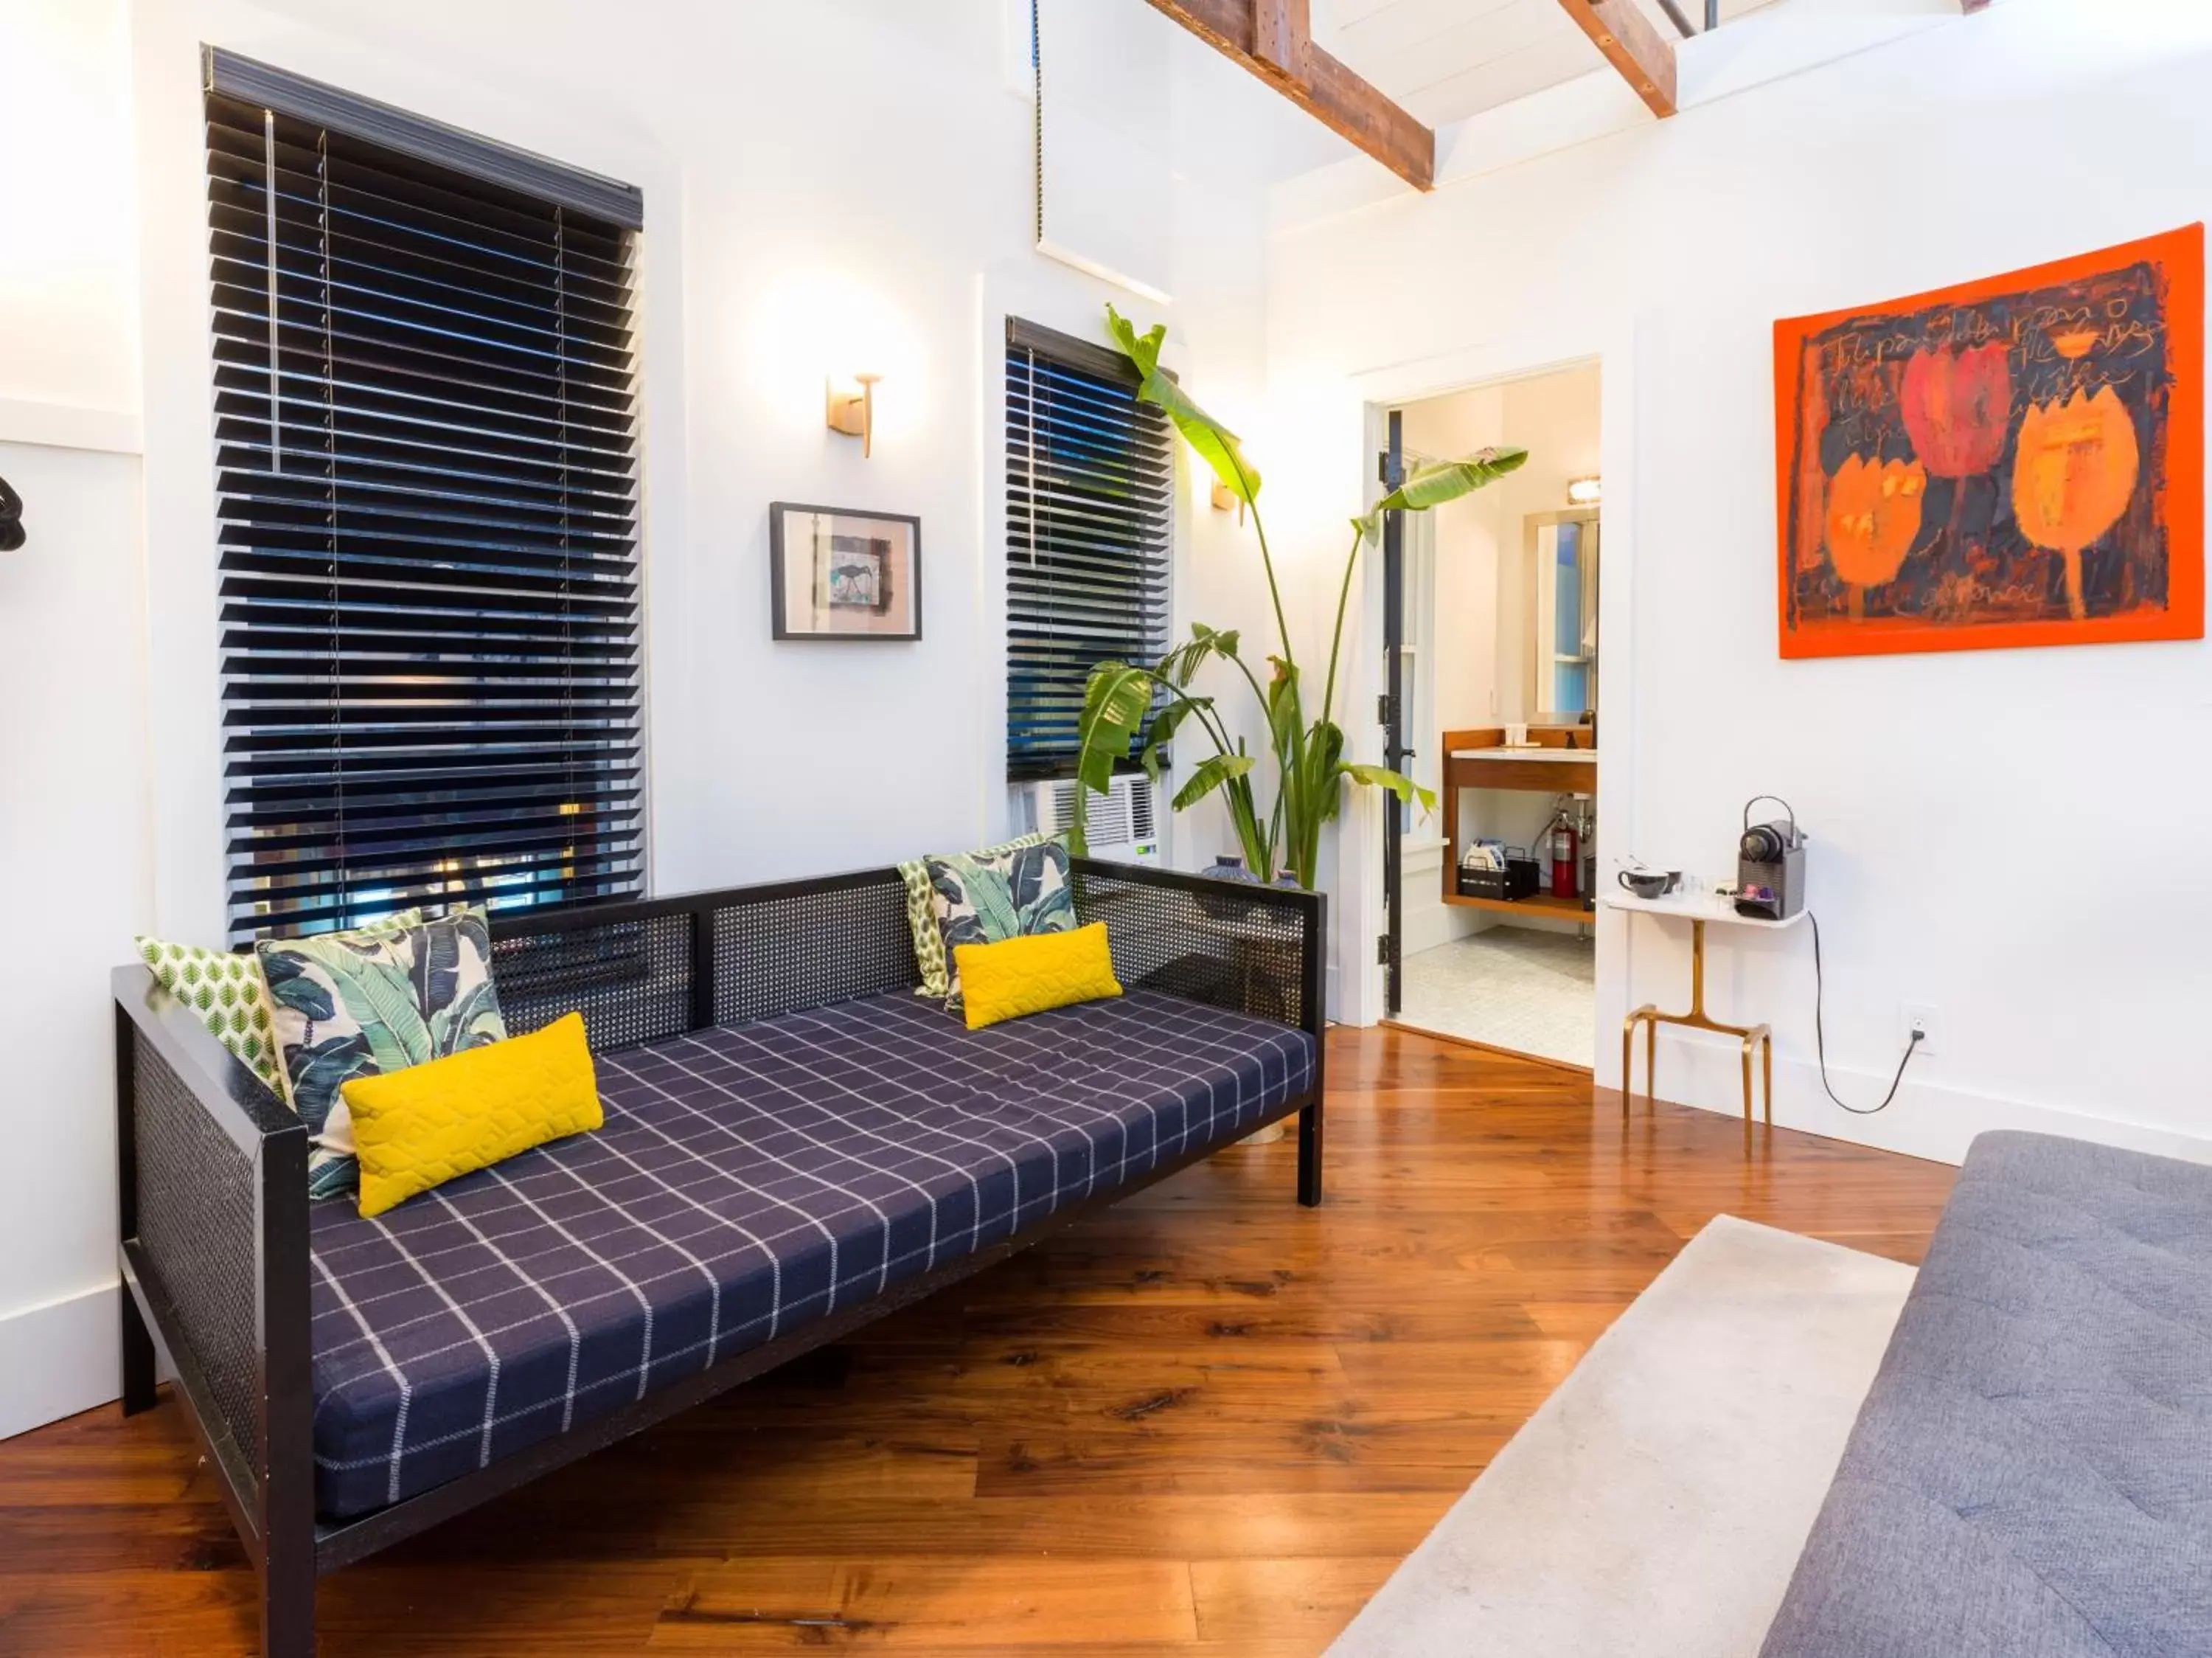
0 472 22 551
826 372 883 459
1566 476 1602 507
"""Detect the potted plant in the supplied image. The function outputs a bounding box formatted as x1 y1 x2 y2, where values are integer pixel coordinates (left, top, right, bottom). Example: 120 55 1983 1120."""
1068 305 1528 889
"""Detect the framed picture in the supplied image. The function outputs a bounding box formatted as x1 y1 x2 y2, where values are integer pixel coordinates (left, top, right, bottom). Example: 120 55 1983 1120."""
769 502 922 640
1774 226 2204 659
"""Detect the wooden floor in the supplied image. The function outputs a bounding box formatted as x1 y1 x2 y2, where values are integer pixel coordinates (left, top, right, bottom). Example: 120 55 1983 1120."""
0 1027 1956 1657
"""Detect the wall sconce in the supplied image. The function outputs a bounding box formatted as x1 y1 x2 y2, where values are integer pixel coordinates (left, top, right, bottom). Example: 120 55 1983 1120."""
1209 478 1247 524
0 473 22 552
1566 476 1602 507
826 372 883 459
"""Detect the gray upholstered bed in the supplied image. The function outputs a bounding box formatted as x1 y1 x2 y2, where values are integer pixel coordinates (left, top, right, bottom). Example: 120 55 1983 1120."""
1761 1130 2212 1657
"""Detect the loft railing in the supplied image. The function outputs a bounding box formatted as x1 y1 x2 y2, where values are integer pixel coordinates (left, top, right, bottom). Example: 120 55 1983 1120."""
1655 0 1723 36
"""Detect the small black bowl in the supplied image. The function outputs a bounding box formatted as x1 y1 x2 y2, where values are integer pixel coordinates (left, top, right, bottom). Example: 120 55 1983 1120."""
1617 869 1680 901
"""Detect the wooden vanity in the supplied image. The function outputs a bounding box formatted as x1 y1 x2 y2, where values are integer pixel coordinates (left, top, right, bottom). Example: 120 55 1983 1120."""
1440 725 1597 922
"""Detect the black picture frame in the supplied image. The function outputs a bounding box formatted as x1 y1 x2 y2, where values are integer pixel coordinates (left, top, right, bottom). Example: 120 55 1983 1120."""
768 502 923 640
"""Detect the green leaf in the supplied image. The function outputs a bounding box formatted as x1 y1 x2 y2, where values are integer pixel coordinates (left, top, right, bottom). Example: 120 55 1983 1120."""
1104 304 1165 381
1343 762 1438 817
1171 752 1258 813
965 867 1021 940
1307 721 1347 823
1372 447 1529 521
260 951 335 1024
1137 697 1203 783
1157 624 1239 689
288 1033 372 1134
321 951 431 1070
1068 664 1161 856
1105 303 1262 507
428 978 502 1057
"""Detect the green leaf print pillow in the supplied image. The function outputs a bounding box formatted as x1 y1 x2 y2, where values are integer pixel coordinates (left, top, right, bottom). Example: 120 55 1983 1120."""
257 906 507 1198
134 908 426 1099
923 839 1076 1006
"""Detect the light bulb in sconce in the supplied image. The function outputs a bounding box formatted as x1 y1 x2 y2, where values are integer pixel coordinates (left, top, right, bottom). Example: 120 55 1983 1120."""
1566 476 1602 507
826 372 884 458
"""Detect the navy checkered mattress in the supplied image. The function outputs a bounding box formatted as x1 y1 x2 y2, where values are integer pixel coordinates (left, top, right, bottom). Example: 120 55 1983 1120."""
307 988 1315 1519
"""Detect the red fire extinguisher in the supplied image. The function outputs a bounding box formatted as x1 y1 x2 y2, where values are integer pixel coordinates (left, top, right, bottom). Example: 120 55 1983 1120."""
1548 804 1579 900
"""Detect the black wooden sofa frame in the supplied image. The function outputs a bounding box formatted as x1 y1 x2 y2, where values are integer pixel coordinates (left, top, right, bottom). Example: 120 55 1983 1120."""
111 857 1326 1657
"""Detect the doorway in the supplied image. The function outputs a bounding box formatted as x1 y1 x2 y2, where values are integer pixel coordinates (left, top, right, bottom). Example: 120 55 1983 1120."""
1382 361 1604 1070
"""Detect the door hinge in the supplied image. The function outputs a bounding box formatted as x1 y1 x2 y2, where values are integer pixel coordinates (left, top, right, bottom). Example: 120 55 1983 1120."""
1377 693 1397 728
1377 934 1392 965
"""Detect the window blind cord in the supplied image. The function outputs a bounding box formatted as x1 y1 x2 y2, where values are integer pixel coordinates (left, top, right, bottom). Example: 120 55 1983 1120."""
1808 912 1921 1115
264 106 282 473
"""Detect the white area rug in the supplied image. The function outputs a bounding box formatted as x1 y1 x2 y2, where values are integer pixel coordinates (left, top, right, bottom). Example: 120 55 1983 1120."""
1326 1216 1913 1657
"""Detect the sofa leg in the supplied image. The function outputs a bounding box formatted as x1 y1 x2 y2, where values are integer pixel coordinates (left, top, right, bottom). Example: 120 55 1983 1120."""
262 1547 316 1658
1297 1101 1323 1208
119 1285 157 1417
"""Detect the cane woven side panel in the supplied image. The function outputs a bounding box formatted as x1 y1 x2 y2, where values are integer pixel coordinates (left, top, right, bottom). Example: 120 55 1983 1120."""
133 1030 262 1474
711 876 916 1027
1072 870 1308 1030
493 914 692 1051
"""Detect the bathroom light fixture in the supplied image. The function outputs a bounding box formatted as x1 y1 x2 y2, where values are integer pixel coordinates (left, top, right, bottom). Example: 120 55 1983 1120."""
1567 475 1602 507
826 372 883 458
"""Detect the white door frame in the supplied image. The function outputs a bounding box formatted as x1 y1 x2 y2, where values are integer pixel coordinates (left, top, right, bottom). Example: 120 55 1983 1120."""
1330 318 1640 1091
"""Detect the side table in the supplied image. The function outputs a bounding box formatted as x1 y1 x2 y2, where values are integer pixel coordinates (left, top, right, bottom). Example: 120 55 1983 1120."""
1600 889 1806 1128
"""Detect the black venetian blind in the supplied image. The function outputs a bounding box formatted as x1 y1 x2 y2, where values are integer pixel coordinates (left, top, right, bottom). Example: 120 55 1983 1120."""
204 53 644 939
1004 318 1173 783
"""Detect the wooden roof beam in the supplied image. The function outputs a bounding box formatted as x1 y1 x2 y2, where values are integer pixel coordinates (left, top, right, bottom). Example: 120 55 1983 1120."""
1142 0 1435 191
1554 0 1678 119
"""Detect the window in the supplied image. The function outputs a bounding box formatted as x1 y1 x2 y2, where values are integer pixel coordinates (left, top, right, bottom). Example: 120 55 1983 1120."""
204 51 644 938
1004 318 1172 782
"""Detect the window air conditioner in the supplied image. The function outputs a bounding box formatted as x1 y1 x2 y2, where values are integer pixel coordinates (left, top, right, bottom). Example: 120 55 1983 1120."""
1021 774 1161 865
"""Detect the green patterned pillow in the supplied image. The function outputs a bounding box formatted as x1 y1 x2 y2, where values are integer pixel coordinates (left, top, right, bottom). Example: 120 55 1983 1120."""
135 937 285 1092
899 831 1052 997
923 839 1076 1005
133 908 427 1100
257 906 507 1199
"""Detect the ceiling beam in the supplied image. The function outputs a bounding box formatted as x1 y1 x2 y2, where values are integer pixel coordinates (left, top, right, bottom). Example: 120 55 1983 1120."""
1553 0 1678 119
1142 0 1435 191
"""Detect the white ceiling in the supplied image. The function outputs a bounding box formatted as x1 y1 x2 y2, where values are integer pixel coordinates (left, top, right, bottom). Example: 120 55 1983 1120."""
1315 0 1778 129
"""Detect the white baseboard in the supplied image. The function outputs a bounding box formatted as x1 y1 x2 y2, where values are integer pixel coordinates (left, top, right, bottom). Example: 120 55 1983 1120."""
0 1281 133 1441
1645 1026 2212 1170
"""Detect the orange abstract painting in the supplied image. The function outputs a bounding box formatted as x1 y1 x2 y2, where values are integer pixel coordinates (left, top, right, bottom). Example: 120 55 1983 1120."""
1775 226 2203 658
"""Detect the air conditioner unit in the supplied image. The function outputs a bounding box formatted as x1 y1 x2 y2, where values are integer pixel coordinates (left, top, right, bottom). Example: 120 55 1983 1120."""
1020 774 1161 865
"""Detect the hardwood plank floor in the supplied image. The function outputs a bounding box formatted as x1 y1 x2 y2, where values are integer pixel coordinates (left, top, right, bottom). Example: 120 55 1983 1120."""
0 1027 1956 1657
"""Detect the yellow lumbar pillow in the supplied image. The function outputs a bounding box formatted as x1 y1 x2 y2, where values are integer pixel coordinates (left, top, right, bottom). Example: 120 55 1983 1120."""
953 923 1121 1031
341 1012 602 1219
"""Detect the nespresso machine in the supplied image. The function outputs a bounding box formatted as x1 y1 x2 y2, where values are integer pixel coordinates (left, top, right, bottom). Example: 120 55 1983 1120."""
1736 796 1806 920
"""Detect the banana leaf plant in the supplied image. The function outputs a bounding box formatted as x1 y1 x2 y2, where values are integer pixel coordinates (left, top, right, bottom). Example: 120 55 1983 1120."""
1068 305 1528 890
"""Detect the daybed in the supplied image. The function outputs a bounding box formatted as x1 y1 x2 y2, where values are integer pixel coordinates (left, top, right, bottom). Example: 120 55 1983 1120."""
1761 1129 2212 1657
113 859 1325 1656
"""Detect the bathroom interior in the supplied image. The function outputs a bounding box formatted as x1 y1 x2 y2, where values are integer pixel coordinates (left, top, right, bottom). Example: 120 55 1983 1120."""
1394 361 1602 1069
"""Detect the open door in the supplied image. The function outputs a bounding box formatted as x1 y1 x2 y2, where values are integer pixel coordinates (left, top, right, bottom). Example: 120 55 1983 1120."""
1380 409 1407 1019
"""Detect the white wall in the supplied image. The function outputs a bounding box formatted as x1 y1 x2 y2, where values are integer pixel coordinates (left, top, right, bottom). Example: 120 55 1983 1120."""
0 0 153 1441
1268 0 2212 1165
0 0 1294 1436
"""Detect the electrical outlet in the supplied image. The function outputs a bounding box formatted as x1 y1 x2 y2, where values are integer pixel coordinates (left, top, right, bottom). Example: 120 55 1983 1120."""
1900 1002 1941 1058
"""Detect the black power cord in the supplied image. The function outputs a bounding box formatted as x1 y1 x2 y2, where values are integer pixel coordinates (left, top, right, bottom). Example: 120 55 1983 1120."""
1809 912 1923 1115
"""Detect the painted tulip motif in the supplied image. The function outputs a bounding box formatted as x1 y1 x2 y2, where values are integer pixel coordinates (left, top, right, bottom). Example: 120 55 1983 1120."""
2011 386 2141 620
1900 344 2013 478
1825 454 1927 597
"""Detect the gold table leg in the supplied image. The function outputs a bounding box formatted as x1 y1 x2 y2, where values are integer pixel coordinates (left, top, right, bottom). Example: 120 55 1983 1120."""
1619 919 1775 1136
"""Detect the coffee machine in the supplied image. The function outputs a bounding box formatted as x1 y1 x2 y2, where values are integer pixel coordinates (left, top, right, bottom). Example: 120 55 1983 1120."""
1736 796 1805 920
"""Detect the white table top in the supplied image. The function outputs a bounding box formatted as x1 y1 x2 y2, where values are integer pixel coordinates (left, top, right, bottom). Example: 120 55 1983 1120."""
1597 887 1806 929
1449 746 1599 763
